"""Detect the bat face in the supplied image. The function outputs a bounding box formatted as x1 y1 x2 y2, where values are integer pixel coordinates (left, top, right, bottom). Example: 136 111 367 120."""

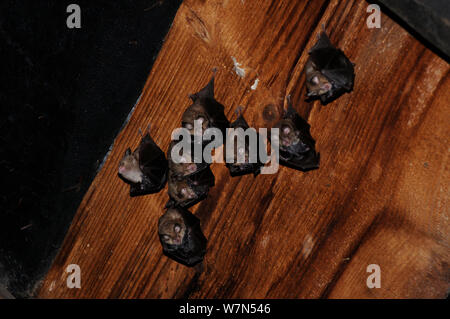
305 31 355 103
118 148 143 183
277 119 301 148
305 60 333 97
168 173 197 203
158 209 186 246
158 207 207 267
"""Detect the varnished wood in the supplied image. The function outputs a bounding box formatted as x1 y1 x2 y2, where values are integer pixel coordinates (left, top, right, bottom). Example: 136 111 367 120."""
38 0 449 298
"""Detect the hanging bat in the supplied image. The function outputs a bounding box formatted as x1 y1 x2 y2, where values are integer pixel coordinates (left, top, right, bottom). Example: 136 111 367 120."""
182 69 229 140
118 130 168 197
167 140 210 178
305 29 355 104
225 107 264 176
166 166 215 208
158 207 207 267
272 96 320 171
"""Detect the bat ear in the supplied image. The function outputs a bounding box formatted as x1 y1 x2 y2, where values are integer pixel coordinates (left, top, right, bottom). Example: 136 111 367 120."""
311 76 319 85
235 105 243 116
285 95 297 116
192 68 216 101
189 93 199 101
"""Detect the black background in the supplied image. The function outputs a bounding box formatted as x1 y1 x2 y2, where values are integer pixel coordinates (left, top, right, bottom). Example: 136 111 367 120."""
0 0 181 297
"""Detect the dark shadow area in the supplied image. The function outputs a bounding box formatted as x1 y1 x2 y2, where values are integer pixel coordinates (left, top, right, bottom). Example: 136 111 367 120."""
0 0 181 297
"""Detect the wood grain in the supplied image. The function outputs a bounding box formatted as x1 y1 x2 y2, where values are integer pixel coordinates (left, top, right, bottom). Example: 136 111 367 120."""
38 0 449 298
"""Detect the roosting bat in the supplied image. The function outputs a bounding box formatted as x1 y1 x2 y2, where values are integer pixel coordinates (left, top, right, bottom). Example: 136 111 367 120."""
225 107 264 176
167 140 210 178
272 96 320 171
118 131 168 196
166 166 215 208
305 29 355 104
158 207 207 267
181 69 229 140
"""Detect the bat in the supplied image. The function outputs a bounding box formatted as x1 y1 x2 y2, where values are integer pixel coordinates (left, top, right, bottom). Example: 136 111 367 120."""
158 207 207 267
167 140 210 179
166 166 215 208
182 69 230 140
272 96 320 171
225 107 264 176
305 29 355 104
118 130 168 196
166 138 214 208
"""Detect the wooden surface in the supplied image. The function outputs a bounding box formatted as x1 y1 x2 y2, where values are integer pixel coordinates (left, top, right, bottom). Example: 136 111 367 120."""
38 0 449 298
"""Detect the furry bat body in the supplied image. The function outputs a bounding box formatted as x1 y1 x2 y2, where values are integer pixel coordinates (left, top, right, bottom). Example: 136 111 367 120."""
166 166 215 208
158 207 207 267
182 70 229 140
305 30 355 104
118 132 168 196
167 140 210 178
166 140 215 208
272 96 320 171
225 109 264 176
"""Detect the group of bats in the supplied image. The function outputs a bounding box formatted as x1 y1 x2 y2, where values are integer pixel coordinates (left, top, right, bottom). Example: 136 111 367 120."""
117 31 355 267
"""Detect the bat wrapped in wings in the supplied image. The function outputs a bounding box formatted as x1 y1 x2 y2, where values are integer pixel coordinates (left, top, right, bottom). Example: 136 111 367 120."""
305 29 355 104
158 206 207 267
224 107 264 177
181 69 229 141
272 96 320 171
166 140 215 208
118 129 168 196
166 167 215 208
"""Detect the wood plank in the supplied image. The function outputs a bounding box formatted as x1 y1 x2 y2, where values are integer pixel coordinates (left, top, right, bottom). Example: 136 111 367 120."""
38 0 449 298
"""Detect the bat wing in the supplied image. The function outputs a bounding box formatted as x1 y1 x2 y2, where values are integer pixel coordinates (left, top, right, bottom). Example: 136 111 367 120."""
188 166 215 190
164 237 206 267
203 99 230 135
281 151 320 172
190 73 215 102
228 162 262 177
138 134 168 188
321 67 354 91
129 177 165 197
161 209 207 267
309 31 333 53
179 217 207 267
311 48 354 91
